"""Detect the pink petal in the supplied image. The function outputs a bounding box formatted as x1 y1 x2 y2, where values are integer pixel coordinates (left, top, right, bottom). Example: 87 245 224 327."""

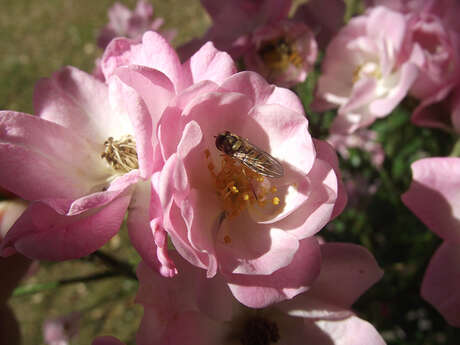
275 150 340 239
250 104 314 174
369 62 418 116
112 65 175 176
67 170 140 216
304 243 383 308
216 218 300 276
158 310 225 345
127 180 177 277
223 237 321 308
293 0 346 49
314 139 347 219
182 42 237 85
402 157 460 243
339 78 378 116
33 66 114 143
220 71 305 110
0 112 109 202
304 315 386 345
103 31 187 92
421 242 460 327
1 193 131 260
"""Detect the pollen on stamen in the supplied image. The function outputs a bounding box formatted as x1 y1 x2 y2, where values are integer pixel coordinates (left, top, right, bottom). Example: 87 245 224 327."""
205 149 281 218
101 135 139 173
272 197 280 205
271 186 277 193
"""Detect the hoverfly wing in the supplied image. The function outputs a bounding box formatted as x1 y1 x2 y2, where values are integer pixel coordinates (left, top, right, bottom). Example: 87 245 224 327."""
233 148 284 178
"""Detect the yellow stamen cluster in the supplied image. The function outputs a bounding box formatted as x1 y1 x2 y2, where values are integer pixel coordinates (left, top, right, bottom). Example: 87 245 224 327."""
205 149 281 218
101 135 139 173
352 62 382 84
259 37 303 72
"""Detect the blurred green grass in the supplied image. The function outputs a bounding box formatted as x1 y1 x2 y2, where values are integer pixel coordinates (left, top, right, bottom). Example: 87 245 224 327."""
0 0 210 114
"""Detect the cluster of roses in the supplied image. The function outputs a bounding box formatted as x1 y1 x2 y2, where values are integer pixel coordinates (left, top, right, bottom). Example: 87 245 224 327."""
1 0 459 344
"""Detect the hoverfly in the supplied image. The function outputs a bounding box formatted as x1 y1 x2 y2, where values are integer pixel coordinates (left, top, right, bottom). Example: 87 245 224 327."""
215 131 284 178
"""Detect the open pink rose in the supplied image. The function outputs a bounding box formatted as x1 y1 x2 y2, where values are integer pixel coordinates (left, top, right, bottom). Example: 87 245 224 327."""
0 66 152 261
99 31 239 276
134 244 384 345
402 157 460 327
313 6 418 134
147 68 346 306
243 19 318 87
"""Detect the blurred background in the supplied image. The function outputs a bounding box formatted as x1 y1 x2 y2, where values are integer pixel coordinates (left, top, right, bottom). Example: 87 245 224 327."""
1 0 460 344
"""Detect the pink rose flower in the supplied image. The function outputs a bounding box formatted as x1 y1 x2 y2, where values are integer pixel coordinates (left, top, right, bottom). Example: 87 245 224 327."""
243 19 318 87
99 31 239 276
134 244 384 345
43 312 81 345
147 66 346 305
402 157 460 327
0 66 152 261
313 6 418 134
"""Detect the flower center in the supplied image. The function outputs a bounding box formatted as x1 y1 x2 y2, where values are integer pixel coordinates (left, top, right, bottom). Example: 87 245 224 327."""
239 316 280 345
258 37 303 71
205 149 280 219
101 135 139 173
352 62 381 83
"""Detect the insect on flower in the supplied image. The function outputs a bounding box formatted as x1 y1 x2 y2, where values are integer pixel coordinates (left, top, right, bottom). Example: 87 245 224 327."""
215 131 284 178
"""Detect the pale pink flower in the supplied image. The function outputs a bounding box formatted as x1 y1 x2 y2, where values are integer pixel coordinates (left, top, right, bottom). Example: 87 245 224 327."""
293 0 346 49
402 157 460 326
313 6 418 134
178 0 292 60
243 19 318 87
97 0 174 50
100 32 239 277
43 312 81 345
143 65 346 305
327 129 385 167
0 66 153 261
134 244 384 345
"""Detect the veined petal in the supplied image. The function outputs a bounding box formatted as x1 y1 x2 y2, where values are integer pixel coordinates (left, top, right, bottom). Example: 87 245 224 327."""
0 112 110 202
1 193 131 260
